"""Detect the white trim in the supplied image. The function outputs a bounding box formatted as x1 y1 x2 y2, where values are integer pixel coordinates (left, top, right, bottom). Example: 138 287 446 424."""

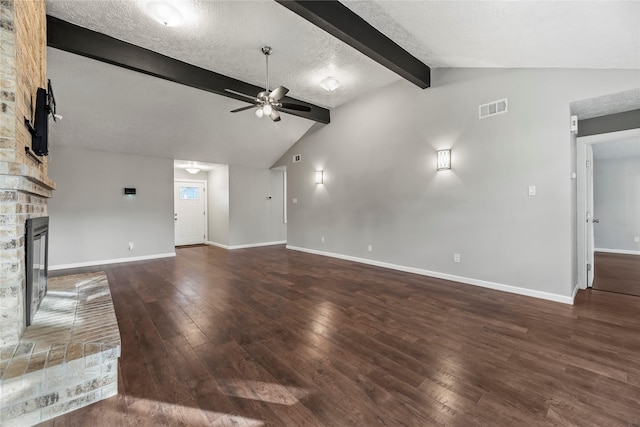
287 245 574 305
595 248 640 256
578 128 640 145
571 283 581 302
173 178 208 183
49 252 176 271
206 240 286 250
577 128 640 289
174 179 208 245
206 241 229 249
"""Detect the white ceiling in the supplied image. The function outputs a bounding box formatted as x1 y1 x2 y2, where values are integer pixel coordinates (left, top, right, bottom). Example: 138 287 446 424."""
344 1 640 69
47 48 315 169
46 1 640 169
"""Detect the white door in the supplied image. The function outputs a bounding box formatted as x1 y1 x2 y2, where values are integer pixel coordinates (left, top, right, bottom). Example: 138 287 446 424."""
174 180 206 246
586 145 596 287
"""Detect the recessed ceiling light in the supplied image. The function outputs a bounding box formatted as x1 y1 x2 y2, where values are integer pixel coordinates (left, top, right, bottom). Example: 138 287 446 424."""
320 76 341 92
146 1 184 27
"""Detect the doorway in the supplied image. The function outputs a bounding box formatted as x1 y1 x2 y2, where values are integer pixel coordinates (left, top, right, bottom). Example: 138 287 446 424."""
576 128 640 294
174 180 207 246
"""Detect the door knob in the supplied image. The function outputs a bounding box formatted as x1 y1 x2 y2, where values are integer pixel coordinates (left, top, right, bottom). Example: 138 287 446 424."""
593 218 600 223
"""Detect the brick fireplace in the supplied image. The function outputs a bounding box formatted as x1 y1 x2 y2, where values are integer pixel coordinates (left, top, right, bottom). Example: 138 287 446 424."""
0 0 54 348
1 1 121 424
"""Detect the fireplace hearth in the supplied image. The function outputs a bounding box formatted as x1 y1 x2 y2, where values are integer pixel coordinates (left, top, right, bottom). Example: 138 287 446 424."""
25 216 49 326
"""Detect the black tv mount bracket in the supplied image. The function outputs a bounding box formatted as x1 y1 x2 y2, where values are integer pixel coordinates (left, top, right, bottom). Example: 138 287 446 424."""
24 116 38 136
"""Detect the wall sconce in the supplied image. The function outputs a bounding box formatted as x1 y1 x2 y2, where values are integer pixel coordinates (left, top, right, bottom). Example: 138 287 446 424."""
437 149 451 171
315 170 324 184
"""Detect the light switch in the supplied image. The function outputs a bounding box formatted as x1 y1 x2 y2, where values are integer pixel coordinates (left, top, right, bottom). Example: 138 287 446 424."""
528 186 536 196
292 198 298 204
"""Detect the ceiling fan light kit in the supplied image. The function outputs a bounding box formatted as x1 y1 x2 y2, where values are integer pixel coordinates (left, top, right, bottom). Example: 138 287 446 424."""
226 46 312 122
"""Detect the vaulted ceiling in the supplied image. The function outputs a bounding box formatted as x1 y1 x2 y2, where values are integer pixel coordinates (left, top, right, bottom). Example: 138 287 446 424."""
46 1 640 169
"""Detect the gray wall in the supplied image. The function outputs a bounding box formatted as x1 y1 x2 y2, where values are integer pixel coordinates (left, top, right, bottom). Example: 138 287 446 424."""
48 146 175 267
275 68 640 299
228 165 286 246
579 109 640 137
594 156 640 252
207 165 230 246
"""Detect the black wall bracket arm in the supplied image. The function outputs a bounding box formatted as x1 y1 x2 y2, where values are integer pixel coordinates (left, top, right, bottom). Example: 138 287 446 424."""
24 117 38 137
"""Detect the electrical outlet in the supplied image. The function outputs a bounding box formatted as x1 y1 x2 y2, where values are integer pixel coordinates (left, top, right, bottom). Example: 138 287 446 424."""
128 242 134 251
635 236 640 243
292 198 298 204
454 253 461 263
321 236 325 243
528 186 536 196
368 245 373 252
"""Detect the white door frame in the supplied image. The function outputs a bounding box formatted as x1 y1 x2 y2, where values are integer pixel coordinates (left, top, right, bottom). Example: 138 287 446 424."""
576 128 640 289
174 179 208 245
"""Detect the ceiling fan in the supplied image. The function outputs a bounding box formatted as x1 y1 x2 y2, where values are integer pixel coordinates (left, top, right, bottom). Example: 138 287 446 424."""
226 46 311 122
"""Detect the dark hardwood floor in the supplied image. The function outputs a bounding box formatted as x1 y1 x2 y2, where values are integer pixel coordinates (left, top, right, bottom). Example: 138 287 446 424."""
593 251 640 297
40 245 640 426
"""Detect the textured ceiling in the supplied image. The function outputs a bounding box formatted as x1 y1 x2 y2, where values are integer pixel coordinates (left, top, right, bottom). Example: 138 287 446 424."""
45 0 401 109
571 89 640 120
47 48 315 169
45 1 640 169
344 1 640 69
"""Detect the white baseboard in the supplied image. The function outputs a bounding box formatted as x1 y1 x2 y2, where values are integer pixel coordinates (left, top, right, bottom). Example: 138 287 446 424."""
286 245 574 305
49 252 176 271
206 240 286 250
205 241 230 249
595 248 640 256
571 283 582 302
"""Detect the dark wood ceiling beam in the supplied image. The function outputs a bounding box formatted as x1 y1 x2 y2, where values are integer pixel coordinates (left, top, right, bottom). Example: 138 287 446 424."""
46 16 330 124
275 0 430 89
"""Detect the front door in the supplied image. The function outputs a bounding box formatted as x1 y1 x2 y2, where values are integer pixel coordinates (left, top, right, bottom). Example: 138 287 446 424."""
174 180 206 246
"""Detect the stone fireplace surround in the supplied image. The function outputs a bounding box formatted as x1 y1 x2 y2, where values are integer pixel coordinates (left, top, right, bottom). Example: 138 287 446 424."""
1 0 121 424
0 273 121 426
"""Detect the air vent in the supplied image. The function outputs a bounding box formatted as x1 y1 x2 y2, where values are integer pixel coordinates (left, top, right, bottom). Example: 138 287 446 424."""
479 98 508 119
292 154 302 163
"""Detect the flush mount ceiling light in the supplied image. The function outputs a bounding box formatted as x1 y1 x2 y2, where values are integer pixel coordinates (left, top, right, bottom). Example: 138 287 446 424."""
437 149 451 170
146 1 184 27
320 76 341 92
185 168 200 174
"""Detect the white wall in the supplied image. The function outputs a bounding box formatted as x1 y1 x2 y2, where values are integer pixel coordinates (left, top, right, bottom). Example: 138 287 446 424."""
594 156 640 252
275 68 640 302
207 165 230 246
228 165 286 247
174 168 209 181
48 146 175 267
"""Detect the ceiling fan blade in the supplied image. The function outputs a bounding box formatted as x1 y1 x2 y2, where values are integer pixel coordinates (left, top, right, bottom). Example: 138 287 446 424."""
225 89 257 101
270 109 281 122
269 86 289 101
230 105 257 113
279 102 312 112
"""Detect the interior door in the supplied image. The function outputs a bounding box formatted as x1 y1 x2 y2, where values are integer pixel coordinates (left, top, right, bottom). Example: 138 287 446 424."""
174 180 206 246
586 145 595 287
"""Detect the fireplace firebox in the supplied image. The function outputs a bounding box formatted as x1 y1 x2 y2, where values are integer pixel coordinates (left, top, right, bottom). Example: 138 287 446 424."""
25 216 49 326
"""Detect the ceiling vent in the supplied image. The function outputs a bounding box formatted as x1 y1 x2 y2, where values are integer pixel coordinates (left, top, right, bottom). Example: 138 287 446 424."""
479 98 508 119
